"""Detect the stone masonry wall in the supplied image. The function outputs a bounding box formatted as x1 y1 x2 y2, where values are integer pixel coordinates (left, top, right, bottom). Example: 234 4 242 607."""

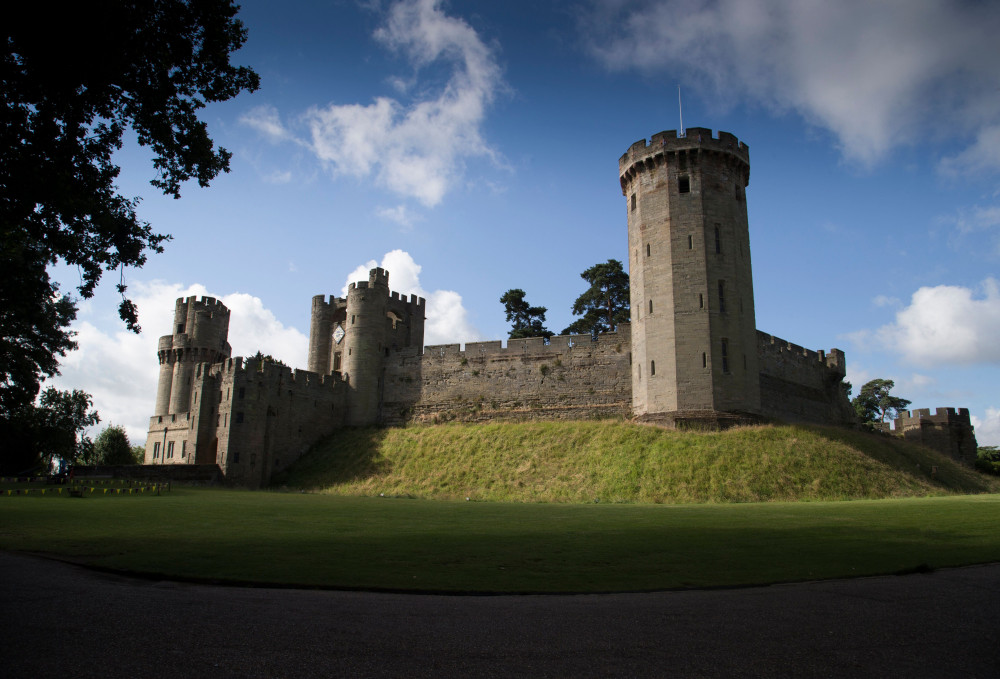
214 358 348 487
381 327 633 425
755 331 854 425
892 407 978 464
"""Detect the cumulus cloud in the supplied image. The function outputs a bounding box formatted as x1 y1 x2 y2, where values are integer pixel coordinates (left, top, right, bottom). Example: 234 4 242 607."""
343 249 481 345
48 281 308 445
242 0 504 206
584 0 1000 168
860 278 1000 366
972 406 1000 446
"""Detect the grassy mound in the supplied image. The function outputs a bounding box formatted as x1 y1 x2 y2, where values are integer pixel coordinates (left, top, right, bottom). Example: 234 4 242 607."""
272 421 997 503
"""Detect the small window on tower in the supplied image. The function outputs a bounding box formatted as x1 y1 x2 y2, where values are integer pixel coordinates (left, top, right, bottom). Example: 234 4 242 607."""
650 360 655 376
646 244 650 257
631 193 636 211
688 234 693 249
718 281 726 313
699 293 704 309
678 175 690 193
715 225 722 254
721 339 730 373
649 299 653 314
177 324 185 334
702 352 707 368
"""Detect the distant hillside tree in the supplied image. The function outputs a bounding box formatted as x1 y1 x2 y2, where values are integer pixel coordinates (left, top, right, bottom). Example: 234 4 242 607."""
247 351 287 367
500 289 553 339
852 378 911 425
93 424 140 465
562 259 629 335
0 387 99 473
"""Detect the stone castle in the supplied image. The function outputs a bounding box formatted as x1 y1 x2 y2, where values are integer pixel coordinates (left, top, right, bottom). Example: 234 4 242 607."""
144 127 975 486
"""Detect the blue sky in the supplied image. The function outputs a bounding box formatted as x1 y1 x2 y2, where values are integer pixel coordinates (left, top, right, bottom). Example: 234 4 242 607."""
49 0 1000 445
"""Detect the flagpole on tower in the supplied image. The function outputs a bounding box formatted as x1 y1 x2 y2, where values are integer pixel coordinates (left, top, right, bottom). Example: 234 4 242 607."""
678 85 685 137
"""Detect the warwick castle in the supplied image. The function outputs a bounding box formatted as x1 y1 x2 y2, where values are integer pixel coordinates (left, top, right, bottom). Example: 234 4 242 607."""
143 127 977 486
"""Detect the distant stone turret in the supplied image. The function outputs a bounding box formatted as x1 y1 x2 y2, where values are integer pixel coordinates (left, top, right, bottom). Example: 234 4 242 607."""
307 268 425 425
620 128 759 424
154 297 231 416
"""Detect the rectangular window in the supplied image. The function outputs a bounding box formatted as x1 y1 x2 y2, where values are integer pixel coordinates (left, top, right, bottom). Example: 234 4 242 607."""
718 281 726 313
153 442 160 459
631 193 636 211
702 352 707 368
177 324 184 334
233 451 240 464
688 235 693 249
721 339 730 373
646 243 650 257
166 441 175 459
181 441 187 458
715 225 722 254
699 293 704 309
678 175 690 193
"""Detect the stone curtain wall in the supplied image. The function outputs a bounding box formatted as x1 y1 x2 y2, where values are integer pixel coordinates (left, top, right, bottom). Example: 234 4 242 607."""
755 332 854 425
214 358 348 487
381 328 634 425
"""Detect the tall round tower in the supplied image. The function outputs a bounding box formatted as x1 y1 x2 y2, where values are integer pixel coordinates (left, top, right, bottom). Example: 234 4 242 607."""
620 127 760 424
153 297 232 415
340 268 390 425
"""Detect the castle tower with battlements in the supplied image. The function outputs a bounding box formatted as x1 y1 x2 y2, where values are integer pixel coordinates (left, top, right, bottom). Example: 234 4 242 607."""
308 268 425 425
154 297 231 417
620 128 760 424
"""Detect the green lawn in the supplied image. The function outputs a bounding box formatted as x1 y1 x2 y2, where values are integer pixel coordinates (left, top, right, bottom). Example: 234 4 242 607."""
2 489 999 592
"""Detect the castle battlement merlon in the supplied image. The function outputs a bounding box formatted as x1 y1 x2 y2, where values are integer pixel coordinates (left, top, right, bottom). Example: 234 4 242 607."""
898 407 972 425
420 327 631 360
757 332 846 376
215 356 343 389
619 127 750 182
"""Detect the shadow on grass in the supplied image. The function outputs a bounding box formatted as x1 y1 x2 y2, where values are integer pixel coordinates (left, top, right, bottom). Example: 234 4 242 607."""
271 427 392 489
809 425 996 494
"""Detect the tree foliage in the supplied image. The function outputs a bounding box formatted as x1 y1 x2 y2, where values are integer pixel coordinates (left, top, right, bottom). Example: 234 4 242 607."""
500 289 553 339
0 387 99 473
851 378 912 425
247 350 287 367
94 424 140 465
1 1 260 417
562 259 630 335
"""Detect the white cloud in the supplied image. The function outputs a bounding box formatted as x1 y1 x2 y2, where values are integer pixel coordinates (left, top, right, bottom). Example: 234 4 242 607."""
343 249 481 345
239 105 293 143
376 204 420 229
585 0 1000 168
864 278 1000 366
971 407 1000 446
48 281 307 446
244 0 505 206
940 124 1000 175
872 295 900 308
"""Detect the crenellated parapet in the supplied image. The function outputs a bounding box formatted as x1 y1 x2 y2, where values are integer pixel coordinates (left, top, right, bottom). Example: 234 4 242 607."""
619 127 750 195
891 407 977 464
422 326 631 360
757 332 846 379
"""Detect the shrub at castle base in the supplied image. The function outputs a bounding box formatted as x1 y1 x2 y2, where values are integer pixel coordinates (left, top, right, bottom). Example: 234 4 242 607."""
143 127 975 487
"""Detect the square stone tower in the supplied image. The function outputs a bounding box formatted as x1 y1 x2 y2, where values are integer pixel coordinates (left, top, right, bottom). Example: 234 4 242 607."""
620 128 760 424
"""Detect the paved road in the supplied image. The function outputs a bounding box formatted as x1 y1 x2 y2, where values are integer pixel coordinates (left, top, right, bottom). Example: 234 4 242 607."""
1 552 998 678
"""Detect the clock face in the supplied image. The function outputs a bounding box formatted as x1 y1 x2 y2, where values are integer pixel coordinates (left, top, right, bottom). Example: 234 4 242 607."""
333 324 345 344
